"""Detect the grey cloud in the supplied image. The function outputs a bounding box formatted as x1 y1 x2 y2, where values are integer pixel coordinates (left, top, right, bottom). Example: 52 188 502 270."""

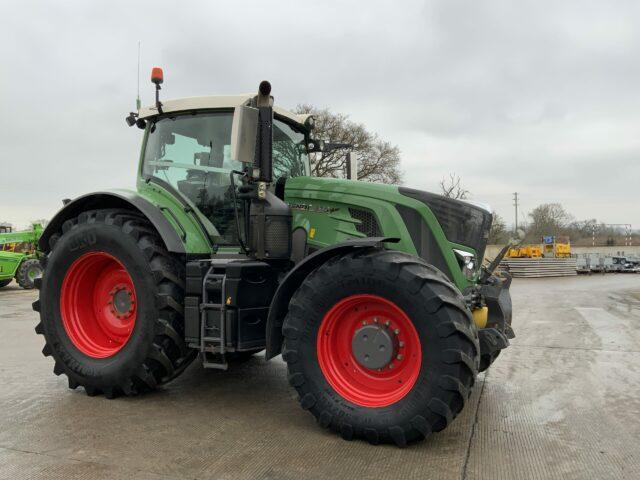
0 0 638 229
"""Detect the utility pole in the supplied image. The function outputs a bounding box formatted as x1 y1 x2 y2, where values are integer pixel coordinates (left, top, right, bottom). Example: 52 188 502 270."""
513 192 519 232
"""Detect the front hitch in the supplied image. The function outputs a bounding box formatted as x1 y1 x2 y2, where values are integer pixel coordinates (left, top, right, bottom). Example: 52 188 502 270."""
479 272 515 339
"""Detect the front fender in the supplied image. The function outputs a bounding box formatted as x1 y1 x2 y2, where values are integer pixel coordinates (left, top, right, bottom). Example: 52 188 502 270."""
265 237 399 360
40 190 186 254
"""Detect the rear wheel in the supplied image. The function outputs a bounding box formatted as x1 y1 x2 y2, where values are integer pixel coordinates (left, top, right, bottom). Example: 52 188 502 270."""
33 209 196 397
16 258 43 289
282 249 479 446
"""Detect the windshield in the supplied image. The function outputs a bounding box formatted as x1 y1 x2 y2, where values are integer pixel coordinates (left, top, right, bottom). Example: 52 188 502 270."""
142 111 310 245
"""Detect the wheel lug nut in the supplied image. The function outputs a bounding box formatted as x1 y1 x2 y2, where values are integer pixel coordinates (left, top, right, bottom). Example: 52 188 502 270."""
373 317 378 323
399 341 404 348
394 329 400 335
389 363 394 369
385 320 390 326
362 321 367 326
397 354 403 360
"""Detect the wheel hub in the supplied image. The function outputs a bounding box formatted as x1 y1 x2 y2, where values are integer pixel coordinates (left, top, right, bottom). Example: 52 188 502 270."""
351 324 396 370
110 286 134 318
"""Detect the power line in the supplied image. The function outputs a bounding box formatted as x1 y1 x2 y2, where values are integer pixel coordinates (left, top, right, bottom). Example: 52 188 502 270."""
513 192 519 232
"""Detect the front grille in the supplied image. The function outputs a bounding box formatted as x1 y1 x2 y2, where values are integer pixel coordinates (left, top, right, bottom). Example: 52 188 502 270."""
399 187 492 261
396 205 453 280
349 208 383 237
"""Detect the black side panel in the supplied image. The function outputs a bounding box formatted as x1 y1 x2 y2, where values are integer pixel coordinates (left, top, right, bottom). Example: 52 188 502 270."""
399 186 492 262
185 259 278 350
40 191 186 253
265 237 399 360
396 205 453 280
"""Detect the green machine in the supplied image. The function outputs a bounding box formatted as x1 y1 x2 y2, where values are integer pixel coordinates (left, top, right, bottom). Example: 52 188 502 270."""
33 70 513 446
0 223 44 289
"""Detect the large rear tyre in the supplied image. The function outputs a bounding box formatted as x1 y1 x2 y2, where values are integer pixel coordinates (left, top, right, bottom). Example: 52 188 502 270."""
33 209 196 398
282 249 479 446
16 258 43 289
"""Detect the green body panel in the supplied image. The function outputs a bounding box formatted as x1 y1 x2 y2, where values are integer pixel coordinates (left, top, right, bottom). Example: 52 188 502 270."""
0 251 35 280
0 223 43 247
133 181 214 254
284 177 473 290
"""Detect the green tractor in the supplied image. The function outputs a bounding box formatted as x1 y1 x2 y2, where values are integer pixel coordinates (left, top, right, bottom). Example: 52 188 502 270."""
33 69 513 446
0 223 44 289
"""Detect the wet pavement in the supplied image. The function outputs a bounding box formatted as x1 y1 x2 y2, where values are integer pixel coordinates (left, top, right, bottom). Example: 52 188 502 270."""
0 275 639 479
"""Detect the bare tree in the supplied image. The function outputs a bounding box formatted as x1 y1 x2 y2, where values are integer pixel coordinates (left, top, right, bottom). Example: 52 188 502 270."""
488 213 508 244
439 173 469 199
526 203 573 240
295 105 402 184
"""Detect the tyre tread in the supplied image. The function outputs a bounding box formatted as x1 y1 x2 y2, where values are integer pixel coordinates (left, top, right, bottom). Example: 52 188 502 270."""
281 248 479 446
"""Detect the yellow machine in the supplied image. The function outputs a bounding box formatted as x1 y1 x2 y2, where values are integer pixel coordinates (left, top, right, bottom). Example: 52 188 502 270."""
554 243 571 258
506 245 542 258
542 237 571 258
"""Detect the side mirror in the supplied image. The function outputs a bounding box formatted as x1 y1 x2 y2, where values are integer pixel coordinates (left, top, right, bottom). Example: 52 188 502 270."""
230 105 259 164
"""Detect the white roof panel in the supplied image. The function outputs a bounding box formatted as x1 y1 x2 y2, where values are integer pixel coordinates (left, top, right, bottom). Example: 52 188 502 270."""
138 94 309 126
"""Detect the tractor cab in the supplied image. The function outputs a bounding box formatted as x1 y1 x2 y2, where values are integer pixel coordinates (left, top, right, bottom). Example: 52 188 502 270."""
137 99 311 246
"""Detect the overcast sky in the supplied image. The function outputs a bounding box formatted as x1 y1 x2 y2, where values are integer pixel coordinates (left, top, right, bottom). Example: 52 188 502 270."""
1 0 639 230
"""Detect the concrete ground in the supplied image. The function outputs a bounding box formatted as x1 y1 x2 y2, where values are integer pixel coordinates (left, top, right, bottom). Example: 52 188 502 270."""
0 275 639 480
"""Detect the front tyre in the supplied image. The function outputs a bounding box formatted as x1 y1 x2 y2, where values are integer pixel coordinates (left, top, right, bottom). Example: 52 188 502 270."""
16 258 43 289
282 250 480 446
33 209 196 398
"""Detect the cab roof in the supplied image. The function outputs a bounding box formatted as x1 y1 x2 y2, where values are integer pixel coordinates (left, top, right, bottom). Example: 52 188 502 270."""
138 94 309 127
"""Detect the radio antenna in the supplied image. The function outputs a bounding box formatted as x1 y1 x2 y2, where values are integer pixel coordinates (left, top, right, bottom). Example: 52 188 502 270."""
136 41 141 110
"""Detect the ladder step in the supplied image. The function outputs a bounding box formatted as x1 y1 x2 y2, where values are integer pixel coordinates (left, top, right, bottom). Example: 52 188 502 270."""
202 336 222 342
202 362 228 371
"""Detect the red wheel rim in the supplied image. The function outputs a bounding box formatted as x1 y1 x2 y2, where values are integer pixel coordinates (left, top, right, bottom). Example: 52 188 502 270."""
60 252 137 358
317 294 422 408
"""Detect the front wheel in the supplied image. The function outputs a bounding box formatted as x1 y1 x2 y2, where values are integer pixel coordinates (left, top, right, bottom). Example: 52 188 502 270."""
282 249 480 446
0 279 12 288
16 258 43 289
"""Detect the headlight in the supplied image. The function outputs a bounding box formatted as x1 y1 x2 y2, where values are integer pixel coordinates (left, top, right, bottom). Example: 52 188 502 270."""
453 249 477 280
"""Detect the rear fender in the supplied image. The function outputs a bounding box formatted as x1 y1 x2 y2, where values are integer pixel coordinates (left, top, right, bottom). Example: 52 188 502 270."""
265 237 399 360
40 191 186 254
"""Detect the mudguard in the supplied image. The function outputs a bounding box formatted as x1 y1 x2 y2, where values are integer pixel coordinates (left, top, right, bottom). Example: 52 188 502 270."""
265 237 399 360
39 191 186 254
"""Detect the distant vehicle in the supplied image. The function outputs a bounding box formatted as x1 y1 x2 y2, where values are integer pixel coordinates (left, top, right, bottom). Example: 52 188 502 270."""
610 256 636 272
0 223 44 289
576 257 590 274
